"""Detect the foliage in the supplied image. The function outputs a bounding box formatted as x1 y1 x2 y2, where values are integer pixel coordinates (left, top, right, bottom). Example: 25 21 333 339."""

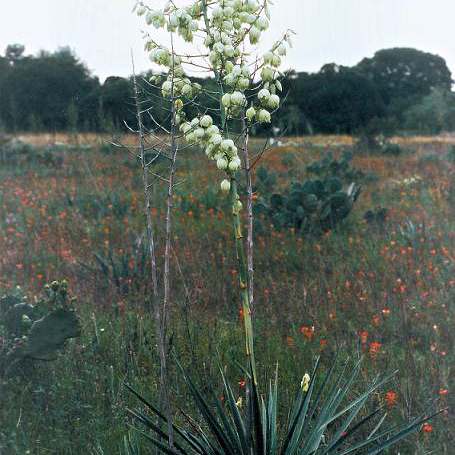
0 44 453 135
356 48 453 105
0 137 452 453
128 356 439 455
381 143 402 157
404 88 455 134
445 144 455 163
0 282 81 378
78 241 152 298
0 138 65 167
254 153 362 234
280 66 385 134
306 151 364 182
363 207 388 225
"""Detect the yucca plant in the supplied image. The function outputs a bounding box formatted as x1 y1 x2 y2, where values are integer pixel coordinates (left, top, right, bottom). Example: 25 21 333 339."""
125 1 441 453
126 354 440 455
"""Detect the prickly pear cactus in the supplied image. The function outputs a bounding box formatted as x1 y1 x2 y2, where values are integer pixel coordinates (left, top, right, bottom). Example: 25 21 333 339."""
253 153 363 234
0 281 81 378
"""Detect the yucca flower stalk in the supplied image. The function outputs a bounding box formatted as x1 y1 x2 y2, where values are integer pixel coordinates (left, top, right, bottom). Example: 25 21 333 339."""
126 1 442 454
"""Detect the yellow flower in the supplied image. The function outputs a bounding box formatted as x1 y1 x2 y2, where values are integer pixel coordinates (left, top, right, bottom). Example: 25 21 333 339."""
236 396 243 408
301 373 310 392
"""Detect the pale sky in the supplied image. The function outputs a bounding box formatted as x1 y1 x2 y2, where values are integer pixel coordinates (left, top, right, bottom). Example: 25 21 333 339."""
1 0 454 82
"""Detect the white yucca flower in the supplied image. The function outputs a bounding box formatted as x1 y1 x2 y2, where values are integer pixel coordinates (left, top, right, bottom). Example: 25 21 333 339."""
246 106 256 121
200 115 213 128
258 88 271 103
257 109 271 123
220 179 231 192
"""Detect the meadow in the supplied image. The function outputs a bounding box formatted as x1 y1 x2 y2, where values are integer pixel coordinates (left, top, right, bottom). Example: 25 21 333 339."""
0 133 453 454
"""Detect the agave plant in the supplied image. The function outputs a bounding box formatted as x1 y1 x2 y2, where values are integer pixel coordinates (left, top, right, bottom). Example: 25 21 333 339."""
126 355 439 455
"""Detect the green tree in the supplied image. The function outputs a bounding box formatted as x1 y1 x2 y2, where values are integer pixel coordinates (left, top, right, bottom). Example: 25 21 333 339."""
404 88 455 133
356 48 453 104
284 66 385 134
0 46 99 131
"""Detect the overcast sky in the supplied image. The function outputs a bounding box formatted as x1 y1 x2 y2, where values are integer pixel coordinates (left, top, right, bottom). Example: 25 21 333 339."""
1 0 454 82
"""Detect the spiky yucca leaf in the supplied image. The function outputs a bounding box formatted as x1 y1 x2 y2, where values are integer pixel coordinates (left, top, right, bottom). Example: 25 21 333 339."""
127 356 440 455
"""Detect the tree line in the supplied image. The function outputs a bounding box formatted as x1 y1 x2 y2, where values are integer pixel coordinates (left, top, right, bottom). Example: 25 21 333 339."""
0 44 454 135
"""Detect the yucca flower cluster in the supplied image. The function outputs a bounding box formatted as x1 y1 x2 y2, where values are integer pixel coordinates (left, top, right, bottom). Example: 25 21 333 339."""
179 114 241 195
136 0 292 190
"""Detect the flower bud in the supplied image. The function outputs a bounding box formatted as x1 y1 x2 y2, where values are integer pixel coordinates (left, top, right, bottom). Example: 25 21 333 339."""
200 115 213 128
238 78 250 90
206 125 220 136
229 157 241 171
258 88 271 103
231 91 245 106
214 42 225 54
232 65 242 77
224 73 235 86
277 43 287 56
222 93 232 107
233 18 242 29
249 26 261 44
268 94 280 109
186 132 196 143
256 16 269 31
246 0 259 13
180 122 191 134
271 54 281 67
258 109 271 123
210 134 223 146
224 45 235 57
241 65 251 78
217 157 229 170
209 51 219 65
195 128 205 139
221 179 231 192
263 52 273 65
189 20 199 32
261 67 274 82
221 139 235 151
225 61 234 72
222 20 234 32
161 81 172 95
301 373 310 391
246 106 256 121
182 84 192 96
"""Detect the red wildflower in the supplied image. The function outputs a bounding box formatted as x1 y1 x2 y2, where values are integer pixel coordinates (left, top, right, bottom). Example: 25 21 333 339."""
439 388 448 396
300 326 314 340
422 423 432 433
360 331 368 344
369 342 382 356
238 379 246 388
385 390 397 406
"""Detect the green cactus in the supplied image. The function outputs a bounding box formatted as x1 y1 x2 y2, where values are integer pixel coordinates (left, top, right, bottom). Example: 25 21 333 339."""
253 153 363 234
0 282 81 378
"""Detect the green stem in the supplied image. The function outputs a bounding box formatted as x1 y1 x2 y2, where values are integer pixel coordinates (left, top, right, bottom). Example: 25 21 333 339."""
202 0 256 382
230 178 257 382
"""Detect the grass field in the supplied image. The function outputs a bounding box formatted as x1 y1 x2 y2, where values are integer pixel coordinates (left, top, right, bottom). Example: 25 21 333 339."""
0 134 454 454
